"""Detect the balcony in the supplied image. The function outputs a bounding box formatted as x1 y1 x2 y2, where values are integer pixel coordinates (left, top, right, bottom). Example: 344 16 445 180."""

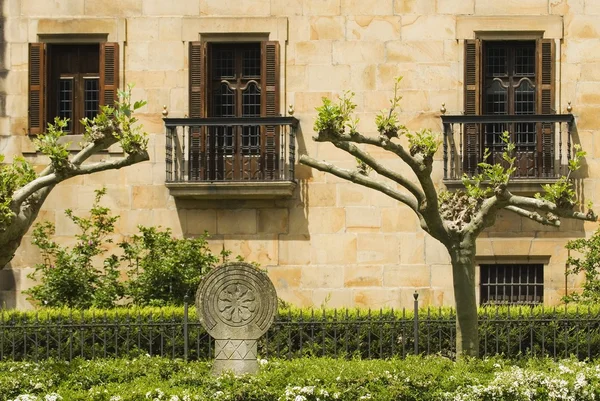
441 114 575 193
164 117 298 199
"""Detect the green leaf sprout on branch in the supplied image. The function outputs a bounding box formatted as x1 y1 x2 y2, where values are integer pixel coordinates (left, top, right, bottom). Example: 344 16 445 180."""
313 91 359 136
375 76 406 139
463 131 515 199
535 144 586 209
33 117 71 171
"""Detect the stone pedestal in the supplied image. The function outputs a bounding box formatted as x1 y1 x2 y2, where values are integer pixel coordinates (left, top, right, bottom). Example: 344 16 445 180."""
196 262 278 376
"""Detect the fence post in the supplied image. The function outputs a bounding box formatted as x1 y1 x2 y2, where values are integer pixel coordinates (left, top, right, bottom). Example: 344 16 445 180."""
413 291 419 354
183 296 189 361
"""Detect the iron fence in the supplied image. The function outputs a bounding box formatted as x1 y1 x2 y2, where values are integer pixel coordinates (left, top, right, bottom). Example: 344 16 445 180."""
2 298 600 361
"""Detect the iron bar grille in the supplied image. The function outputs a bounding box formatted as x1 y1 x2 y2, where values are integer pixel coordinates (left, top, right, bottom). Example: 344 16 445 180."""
441 114 574 180
3 303 600 362
164 117 298 182
480 264 544 305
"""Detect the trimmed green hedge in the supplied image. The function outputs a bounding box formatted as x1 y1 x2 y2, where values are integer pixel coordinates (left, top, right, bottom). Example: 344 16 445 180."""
1 305 600 361
1 356 600 401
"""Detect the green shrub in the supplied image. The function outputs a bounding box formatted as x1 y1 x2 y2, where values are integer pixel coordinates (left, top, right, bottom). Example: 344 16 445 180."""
121 226 221 306
0 356 600 401
25 188 123 309
564 228 600 304
26 190 232 308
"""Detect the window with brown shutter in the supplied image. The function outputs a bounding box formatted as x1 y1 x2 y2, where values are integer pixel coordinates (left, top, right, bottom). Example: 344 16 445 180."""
187 40 280 181
463 39 555 178
28 42 119 135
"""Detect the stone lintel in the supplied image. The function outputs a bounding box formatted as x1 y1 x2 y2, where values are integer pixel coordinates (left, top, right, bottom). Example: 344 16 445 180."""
182 17 289 42
456 15 563 39
475 255 551 265
166 181 297 199
30 18 126 42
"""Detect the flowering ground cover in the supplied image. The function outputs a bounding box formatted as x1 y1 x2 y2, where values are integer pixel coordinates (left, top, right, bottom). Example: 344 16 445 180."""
1 355 600 400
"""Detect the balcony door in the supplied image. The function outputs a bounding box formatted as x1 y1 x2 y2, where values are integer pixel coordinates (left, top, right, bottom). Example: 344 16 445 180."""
188 41 280 182
463 39 555 178
483 41 537 177
208 43 262 180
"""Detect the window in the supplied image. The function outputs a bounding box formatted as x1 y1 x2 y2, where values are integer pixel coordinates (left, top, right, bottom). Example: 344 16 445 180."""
480 264 544 305
463 39 555 178
188 41 280 181
28 42 119 135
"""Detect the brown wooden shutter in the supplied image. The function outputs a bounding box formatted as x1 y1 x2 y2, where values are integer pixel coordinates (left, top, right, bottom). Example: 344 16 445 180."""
463 39 482 175
189 41 207 118
537 38 556 177
261 41 280 179
28 43 46 135
100 42 119 107
189 41 207 180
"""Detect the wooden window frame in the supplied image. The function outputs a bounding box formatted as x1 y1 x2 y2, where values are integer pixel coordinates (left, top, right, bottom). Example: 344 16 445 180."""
28 42 119 136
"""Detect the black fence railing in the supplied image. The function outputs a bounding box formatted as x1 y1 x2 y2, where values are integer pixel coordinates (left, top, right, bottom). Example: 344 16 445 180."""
3 300 600 361
164 117 298 183
441 114 574 181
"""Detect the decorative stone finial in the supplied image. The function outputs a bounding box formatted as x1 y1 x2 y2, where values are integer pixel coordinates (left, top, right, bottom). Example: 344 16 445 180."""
288 104 295 116
440 103 446 115
196 262 278 376
162 105 169 117
567 101 572 113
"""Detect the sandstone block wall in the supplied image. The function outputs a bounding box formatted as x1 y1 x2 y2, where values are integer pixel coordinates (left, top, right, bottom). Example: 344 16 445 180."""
0 0 598 309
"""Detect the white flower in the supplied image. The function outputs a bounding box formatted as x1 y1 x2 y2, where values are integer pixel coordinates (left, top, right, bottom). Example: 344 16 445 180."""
110 397 123 401
258 359 268 366
44 394 62 401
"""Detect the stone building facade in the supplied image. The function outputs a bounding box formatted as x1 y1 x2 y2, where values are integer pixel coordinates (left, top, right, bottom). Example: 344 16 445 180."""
0 0 598 309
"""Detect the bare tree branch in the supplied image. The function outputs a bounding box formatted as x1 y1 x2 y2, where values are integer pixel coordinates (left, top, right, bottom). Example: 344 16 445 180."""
314 130 420 171
329 141 426 205
504 205 561 227
506 193 597 222
310 130 450 239
12 150 149 206
299 154 422 217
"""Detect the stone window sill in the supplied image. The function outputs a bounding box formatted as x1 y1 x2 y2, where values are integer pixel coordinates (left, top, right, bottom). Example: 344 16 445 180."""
165 180 297 200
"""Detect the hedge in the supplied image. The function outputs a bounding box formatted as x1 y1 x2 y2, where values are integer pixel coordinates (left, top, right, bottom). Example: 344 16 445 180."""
1 356 600 401
1 305 600 361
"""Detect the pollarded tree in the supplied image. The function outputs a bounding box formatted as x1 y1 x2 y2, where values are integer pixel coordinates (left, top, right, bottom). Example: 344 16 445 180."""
299 78 596 357
0 86 149 269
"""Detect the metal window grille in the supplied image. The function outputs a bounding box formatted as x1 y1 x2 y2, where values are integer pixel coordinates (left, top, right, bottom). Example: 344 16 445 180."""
480 263 544 305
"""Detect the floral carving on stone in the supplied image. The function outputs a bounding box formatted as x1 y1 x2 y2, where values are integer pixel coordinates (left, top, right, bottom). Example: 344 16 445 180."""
217 283 257 324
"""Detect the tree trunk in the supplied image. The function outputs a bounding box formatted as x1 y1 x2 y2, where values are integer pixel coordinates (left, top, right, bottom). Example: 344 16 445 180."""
449 241 479 357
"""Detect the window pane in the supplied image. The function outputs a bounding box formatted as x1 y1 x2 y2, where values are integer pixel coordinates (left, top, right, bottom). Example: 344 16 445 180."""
486 46 507 77
212 48 235 79
485 80 507 115
212 83 236 118
58 78 73 132
242 45 261 78
514 80 535 115
514 46 535 77
84 78 100 120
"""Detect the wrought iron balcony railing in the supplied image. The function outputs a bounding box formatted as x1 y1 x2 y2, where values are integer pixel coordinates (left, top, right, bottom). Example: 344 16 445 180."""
441 114 575 183
164 116 298 184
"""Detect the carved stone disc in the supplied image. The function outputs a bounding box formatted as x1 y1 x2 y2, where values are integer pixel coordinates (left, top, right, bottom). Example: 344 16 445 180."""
196 262 278 339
